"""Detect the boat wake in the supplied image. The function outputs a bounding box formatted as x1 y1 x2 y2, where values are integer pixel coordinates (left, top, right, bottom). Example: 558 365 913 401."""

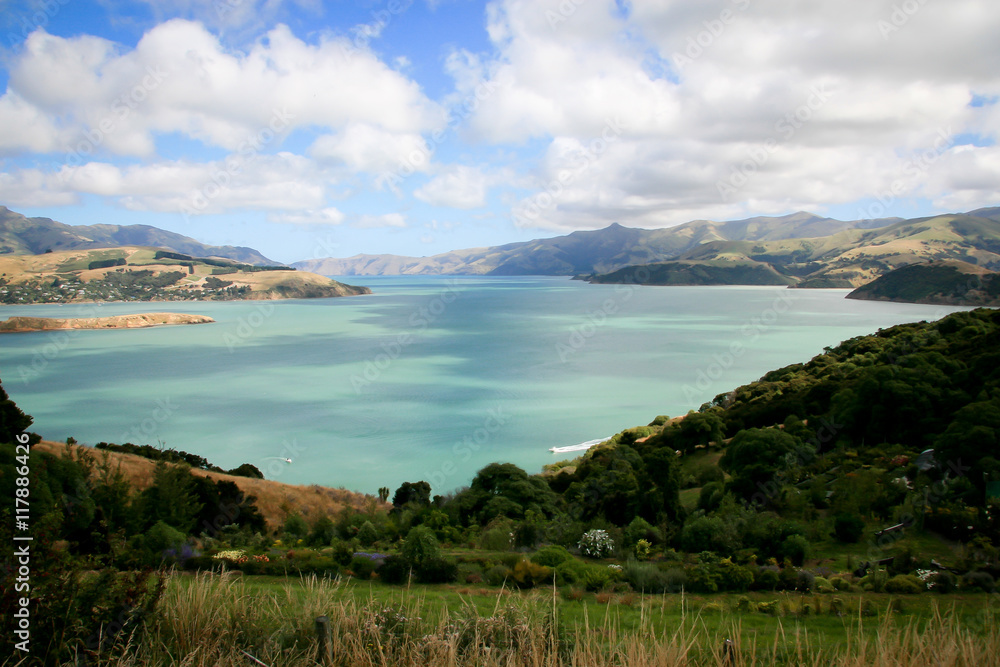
549 437 612 454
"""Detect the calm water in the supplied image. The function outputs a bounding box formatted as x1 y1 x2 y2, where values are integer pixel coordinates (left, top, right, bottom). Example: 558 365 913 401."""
0 277 966 494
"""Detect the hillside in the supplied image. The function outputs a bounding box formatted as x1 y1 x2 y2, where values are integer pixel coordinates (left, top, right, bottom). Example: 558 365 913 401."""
32 439 379 530
584 212 1000 288
0 206 276 265
0 246 370 304
585 260 795 286
294 212 901 276
846 260 1000 306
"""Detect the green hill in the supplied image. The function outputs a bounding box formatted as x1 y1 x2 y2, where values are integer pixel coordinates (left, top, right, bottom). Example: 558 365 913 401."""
847 260 1000 306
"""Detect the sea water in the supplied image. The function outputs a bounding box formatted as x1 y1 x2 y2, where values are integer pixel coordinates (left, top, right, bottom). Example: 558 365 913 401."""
0 277 967 494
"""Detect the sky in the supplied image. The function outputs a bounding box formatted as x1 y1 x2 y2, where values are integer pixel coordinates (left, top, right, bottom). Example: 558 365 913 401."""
0 0 998 264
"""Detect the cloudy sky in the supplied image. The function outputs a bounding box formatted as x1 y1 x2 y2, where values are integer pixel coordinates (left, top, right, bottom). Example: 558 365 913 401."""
0 0 997 263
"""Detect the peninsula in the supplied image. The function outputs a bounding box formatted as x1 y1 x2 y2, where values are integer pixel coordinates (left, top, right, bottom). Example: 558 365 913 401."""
0 312 214 333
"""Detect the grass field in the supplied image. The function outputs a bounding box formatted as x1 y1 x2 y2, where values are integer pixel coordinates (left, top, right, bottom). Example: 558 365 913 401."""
60 570 999 667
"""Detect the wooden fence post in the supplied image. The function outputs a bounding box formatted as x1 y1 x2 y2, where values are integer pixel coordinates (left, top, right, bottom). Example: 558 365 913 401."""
315 615 332 666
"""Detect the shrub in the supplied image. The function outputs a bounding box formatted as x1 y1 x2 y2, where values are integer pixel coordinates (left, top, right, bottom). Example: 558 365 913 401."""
144 521 187 556
885 574 923 595
833 513 866 543
757 600 780 615
416 557 457 584
623 560 670 594
829 597 845 615
962 571 996 592
377 555 411 585
485 565 512 586
717 559 754 592
814 576 835 593
686 563 720 593
795 570 815 593
578 529 615 558
734 596 755 613
861 570 888 593
510 559 553 588
780 535 809 566
349 555 377 580
330 539 354 566
402 526 440 567
357 521 379 546
928 570 957 593
531 545 573 568
662 568 687 593
624 517 662 547
830 576 852 592
754 567 780 591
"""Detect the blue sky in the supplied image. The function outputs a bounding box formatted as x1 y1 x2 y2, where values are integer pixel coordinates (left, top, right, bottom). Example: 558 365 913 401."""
0 0 997 263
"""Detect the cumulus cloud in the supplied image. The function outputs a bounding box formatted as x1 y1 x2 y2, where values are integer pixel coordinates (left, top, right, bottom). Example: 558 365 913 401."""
268 207 346 225
353 212 408 228
309 124 432 175
456 0 1000 229
414 165 491 209
0 20 446 157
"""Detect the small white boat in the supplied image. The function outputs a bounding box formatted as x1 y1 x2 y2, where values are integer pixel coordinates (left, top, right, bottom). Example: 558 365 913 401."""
549 437 612 454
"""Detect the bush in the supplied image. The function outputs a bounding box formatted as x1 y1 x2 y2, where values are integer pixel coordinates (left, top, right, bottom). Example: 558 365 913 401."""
734 596 755 613
624 517 662 547
754 567 780 591
377 555 411 585
885 574 923 595
623 560 670 594
757 600 780 615
349 555 378 580
416 557 457 584
485 565 512 586
928 570 957 593
962 571 996 592
814 576 835 593
358 521 379 546
531 545 573 568
717 559 754 592
833 513 866 543
861 570 888 593
662 568 687 593
780 535 809 566
144 521 187 556
830 576 852 592
578 529 615 558
402 526 440 567
510 559 553 588
794 570 815 592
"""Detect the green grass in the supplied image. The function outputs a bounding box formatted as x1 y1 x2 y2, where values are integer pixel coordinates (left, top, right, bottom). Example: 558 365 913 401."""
136 571 999 666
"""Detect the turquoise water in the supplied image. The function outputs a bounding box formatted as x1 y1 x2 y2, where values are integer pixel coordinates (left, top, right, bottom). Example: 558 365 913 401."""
0 277 966 494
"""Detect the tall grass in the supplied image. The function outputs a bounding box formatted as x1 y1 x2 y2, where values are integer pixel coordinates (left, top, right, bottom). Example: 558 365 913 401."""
52 572 1000 667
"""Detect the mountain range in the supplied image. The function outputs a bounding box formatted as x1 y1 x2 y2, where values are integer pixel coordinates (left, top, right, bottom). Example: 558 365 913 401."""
293 212 907 277
0 207 276 265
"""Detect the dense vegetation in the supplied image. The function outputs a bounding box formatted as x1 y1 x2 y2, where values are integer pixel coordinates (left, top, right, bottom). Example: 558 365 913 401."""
585 261 794 286
847 261 1000 306
93 442 263 478
3 307 1000 663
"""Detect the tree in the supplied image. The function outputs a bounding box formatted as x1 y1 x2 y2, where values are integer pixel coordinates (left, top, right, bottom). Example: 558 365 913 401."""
378 486 390 503
392 481 431 509
137 463 203 533
719 428 798 503
834 512 866 543
402 525 440 567
674 411 726 452
0 380 36 445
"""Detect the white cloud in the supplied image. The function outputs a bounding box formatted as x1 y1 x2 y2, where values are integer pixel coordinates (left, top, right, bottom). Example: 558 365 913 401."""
353 213 408 228
414 165 491 209
458 0 1000 229
309 124 431 175
268 207 345 225
1 20 446 157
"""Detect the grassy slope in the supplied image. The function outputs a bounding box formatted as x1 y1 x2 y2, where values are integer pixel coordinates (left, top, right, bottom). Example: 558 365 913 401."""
0 246 370 300
33 440 381 529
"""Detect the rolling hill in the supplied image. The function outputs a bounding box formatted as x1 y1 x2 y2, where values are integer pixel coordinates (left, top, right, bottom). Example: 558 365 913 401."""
0 207 276 265
846 260 1000 306
293 212 903 277
583 211 1000 288
0 246 370 303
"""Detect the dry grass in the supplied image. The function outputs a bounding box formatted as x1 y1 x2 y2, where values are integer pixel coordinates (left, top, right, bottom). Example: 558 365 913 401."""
30 571 1000 667
34 440 383 530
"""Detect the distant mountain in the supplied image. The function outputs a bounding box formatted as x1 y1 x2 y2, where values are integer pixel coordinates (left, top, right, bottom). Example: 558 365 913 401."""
585 212 1000 288
294 212 901 276
0 207 277 265
846 260 1000 306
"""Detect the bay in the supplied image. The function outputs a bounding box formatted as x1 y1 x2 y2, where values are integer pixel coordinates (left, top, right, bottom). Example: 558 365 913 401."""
0 277 967 495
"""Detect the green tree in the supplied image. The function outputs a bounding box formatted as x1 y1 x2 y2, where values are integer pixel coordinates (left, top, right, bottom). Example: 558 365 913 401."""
137 463 203 533
402 525 440 567
719 428 798 503
392 480 432 508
